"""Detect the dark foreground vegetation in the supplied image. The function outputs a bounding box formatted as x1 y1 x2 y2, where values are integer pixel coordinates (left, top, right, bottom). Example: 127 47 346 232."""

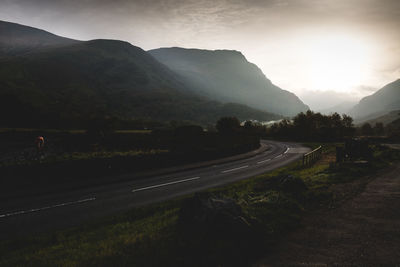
2 110 400 197
0 117 260 196
1 142 399 266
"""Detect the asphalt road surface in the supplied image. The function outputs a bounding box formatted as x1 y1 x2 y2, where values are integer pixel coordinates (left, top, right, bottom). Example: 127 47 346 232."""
0 140 309 239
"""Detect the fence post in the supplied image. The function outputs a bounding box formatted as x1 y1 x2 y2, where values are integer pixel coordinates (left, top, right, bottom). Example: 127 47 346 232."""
303 145 322 167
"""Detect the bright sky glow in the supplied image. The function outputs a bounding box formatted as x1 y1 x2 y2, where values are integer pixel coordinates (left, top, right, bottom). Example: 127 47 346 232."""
305 35 373 92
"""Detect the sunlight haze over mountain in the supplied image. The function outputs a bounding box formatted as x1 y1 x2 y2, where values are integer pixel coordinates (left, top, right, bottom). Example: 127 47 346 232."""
1 0 399 104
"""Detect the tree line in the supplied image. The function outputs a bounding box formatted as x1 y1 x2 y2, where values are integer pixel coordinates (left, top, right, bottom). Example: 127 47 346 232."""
261 111 354 141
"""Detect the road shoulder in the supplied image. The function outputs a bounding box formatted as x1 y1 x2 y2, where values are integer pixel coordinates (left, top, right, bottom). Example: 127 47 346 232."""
256 162 400 267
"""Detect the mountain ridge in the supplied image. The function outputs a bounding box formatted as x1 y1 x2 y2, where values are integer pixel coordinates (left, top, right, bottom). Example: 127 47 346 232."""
0 20 79 56
149 47 309 116
0 20 282 127
350 79 400 119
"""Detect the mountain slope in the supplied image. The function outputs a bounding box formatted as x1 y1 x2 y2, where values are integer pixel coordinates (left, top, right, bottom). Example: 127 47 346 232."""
355 110 400 126
0 21 280 128
318 101 357 115
149 47 309 116
350 79 400 119
0 20 78 56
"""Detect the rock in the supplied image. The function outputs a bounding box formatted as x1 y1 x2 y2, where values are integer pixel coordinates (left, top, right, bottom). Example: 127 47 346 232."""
178 193 251 237
254 175 307 197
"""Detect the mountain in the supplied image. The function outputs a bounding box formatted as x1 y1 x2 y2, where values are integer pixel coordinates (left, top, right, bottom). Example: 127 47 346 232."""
0 20 281 128
318 101 357 115
355 110 400 126
350 79 400 120
148 47 308 116
0 20 78 56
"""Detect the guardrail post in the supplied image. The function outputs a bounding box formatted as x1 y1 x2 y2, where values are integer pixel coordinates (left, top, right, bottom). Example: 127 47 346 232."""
303 145 322 167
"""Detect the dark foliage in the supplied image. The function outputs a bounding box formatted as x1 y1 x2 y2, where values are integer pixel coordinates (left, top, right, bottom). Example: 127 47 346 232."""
178 193 256 266
266 110 356 141
0 120 260 197
216 117 241 134
361 122 374 136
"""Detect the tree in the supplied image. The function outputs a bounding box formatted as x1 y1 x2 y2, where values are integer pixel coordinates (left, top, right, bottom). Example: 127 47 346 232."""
374 122 385 136
216 117 241 134
267 111 355 141
361 123 374 136
342 114 354 128
243 120 254 130
174 125 204 138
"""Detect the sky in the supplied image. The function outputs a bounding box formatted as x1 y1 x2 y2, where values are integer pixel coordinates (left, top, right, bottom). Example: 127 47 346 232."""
1 0 399 109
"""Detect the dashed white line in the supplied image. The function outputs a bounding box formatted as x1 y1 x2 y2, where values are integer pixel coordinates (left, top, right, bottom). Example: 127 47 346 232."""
0 197 96 219
221 165 249 173
284 147 290 154
132 176 200 192
257 159 271 164
275 154 283 158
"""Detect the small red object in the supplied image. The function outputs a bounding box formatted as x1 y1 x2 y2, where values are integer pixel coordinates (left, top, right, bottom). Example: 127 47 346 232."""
35 136 45 150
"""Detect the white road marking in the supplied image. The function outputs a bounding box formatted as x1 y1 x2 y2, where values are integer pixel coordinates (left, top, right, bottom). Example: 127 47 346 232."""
284 147 290 154
221 165 249 173
257 159 271 164
275 154 283 158
132 177 200 193
0 197 96 219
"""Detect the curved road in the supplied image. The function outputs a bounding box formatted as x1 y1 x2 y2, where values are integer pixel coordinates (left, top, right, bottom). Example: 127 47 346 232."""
0 140 309 239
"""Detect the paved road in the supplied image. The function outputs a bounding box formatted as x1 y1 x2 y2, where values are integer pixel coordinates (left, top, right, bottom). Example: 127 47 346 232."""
0 140 309 239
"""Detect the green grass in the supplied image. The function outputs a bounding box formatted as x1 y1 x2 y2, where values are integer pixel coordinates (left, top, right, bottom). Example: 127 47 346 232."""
0 128 70 133
114 130 152 134
0 149 169 168
0 202 182 267
44 149 168 162
1 144 399 267
0 128 151 134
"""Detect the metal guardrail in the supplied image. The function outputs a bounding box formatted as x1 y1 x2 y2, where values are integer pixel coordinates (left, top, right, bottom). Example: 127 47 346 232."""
302 146 322 166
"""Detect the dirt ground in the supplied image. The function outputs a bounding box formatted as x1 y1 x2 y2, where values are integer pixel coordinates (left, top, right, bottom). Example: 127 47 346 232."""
256 163 400 267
